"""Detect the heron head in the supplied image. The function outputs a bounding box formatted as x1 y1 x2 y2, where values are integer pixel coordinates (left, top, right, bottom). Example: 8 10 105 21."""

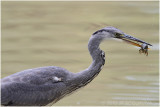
93 26 152 48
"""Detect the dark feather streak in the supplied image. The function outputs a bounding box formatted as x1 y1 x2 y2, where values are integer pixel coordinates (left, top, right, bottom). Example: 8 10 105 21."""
92 29 109 35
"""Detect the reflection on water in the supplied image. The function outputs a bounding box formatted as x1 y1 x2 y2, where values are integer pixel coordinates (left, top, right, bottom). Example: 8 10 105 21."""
104 74 159 106
126 75 158 82
151 43 159 50
108 84 158 90
2 1 159 106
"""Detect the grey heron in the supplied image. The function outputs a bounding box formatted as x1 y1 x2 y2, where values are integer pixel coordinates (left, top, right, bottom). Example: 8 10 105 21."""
1 26 152 106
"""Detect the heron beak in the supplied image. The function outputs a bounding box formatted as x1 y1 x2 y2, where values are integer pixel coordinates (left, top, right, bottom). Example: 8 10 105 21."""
118 34 152 48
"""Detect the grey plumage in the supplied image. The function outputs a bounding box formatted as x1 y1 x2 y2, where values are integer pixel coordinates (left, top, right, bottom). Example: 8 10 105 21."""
1 66 73 106
1 26 151 106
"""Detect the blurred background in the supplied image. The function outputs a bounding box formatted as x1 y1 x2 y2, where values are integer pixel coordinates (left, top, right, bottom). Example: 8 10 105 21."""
1 1 159 106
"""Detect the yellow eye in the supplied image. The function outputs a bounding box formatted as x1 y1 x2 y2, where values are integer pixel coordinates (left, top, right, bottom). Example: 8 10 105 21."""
115 33 122 37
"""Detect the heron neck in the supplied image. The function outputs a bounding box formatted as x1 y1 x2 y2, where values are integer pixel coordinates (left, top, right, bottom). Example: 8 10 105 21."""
73 36 105 87
88 36 103 60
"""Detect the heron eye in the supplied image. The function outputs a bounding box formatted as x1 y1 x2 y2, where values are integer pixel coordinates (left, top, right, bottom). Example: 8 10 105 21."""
115 33 122 38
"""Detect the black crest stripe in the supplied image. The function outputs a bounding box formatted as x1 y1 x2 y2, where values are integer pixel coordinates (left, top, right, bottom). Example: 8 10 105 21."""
93 29 109 35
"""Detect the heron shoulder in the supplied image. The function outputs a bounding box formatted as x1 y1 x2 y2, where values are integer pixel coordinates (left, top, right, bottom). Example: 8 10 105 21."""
1 66 73 86
1 66 73 106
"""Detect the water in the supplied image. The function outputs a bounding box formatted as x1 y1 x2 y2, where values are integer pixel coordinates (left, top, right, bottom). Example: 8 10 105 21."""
1 1 159 106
